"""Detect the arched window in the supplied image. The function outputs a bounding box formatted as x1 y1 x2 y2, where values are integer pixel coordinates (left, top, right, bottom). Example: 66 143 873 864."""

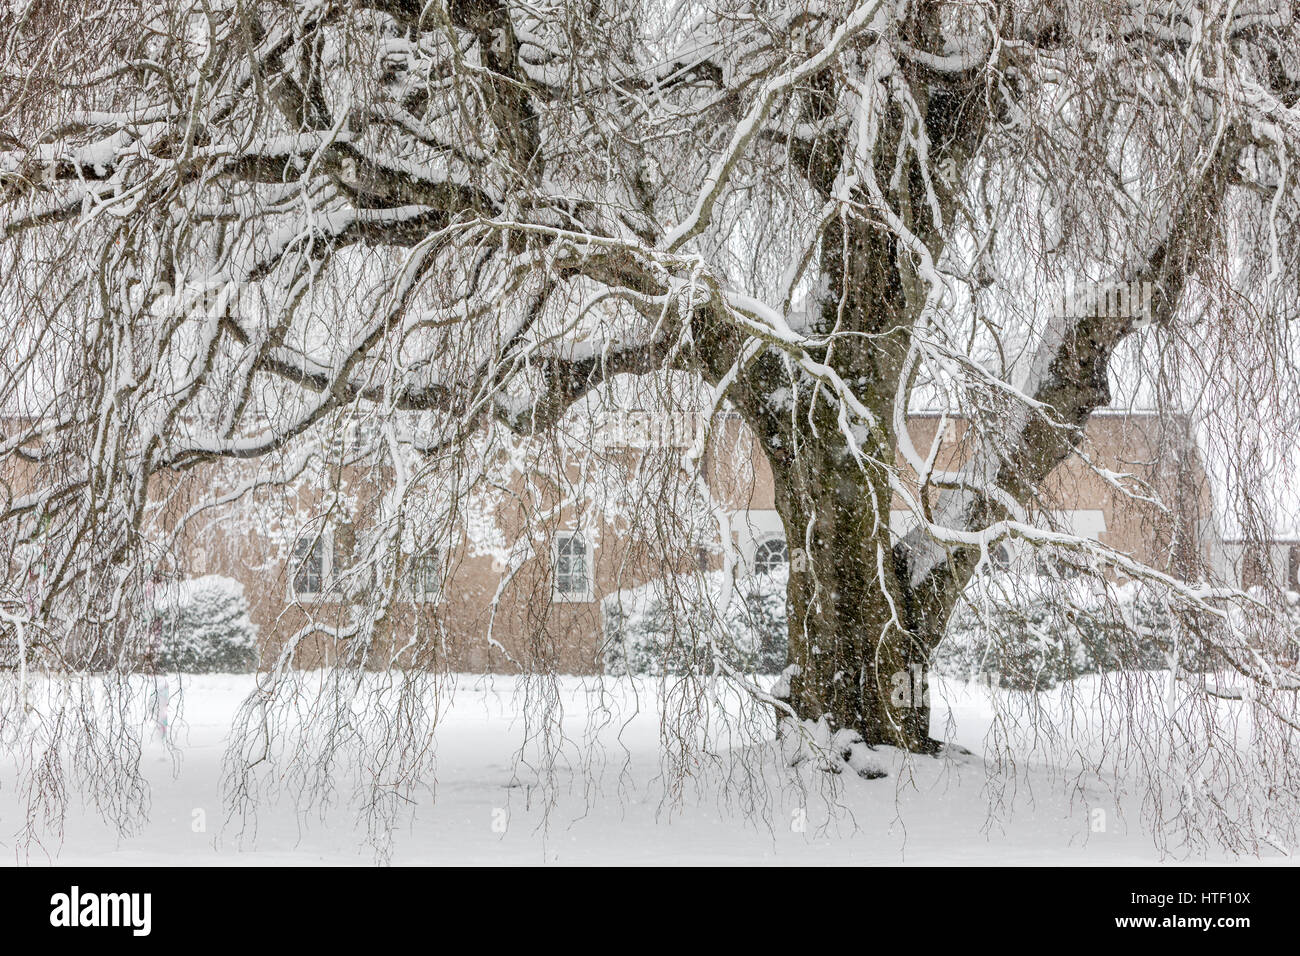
753 537 789 576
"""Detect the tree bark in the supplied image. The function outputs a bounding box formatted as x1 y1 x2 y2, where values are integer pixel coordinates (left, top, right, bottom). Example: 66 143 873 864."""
721 181 947 751
764 423 941 752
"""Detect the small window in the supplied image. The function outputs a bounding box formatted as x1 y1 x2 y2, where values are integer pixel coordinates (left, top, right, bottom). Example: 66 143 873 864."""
291 533 331 599
554 532 592 601
410 552 441 603
753 537 789 576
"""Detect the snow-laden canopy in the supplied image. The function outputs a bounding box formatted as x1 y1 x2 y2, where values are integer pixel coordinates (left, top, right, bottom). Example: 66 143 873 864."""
3 0 1300 856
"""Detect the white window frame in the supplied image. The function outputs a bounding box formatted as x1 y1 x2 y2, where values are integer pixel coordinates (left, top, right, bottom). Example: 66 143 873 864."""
409 551 442 604
1052 509 1107 540
751 534 790 577
734 509 784 573
289 530 333 602
553 531 594 602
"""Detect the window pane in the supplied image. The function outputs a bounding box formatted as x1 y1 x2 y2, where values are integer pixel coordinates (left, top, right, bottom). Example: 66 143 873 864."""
293 537 325 594
754 538 788 575
411 553 439 600
556 535 588 594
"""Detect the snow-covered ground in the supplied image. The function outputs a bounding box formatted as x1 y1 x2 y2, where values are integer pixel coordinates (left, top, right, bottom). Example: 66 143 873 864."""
0 674 1289 865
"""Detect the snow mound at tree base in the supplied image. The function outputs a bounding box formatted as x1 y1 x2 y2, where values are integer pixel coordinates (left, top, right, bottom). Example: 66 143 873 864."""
779 717 888 779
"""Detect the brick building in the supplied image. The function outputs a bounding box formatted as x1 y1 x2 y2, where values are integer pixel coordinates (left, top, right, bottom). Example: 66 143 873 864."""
141 409 1231 673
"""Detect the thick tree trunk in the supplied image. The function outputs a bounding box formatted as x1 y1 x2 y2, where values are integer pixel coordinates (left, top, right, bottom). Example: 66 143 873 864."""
717 213 947 753
724 125 956 751
768 431 940 753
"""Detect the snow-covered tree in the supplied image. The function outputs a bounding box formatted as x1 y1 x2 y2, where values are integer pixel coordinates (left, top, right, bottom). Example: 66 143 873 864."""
154 575 259 673
3 0 1300 854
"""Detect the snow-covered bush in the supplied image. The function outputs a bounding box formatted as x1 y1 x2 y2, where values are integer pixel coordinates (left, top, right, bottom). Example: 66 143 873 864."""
933 575 1195 691
602 568 1234 690
601 570 787 676
153 576 259 673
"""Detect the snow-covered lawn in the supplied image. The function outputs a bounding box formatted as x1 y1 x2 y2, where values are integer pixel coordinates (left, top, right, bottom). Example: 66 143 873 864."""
0 674 1288 865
